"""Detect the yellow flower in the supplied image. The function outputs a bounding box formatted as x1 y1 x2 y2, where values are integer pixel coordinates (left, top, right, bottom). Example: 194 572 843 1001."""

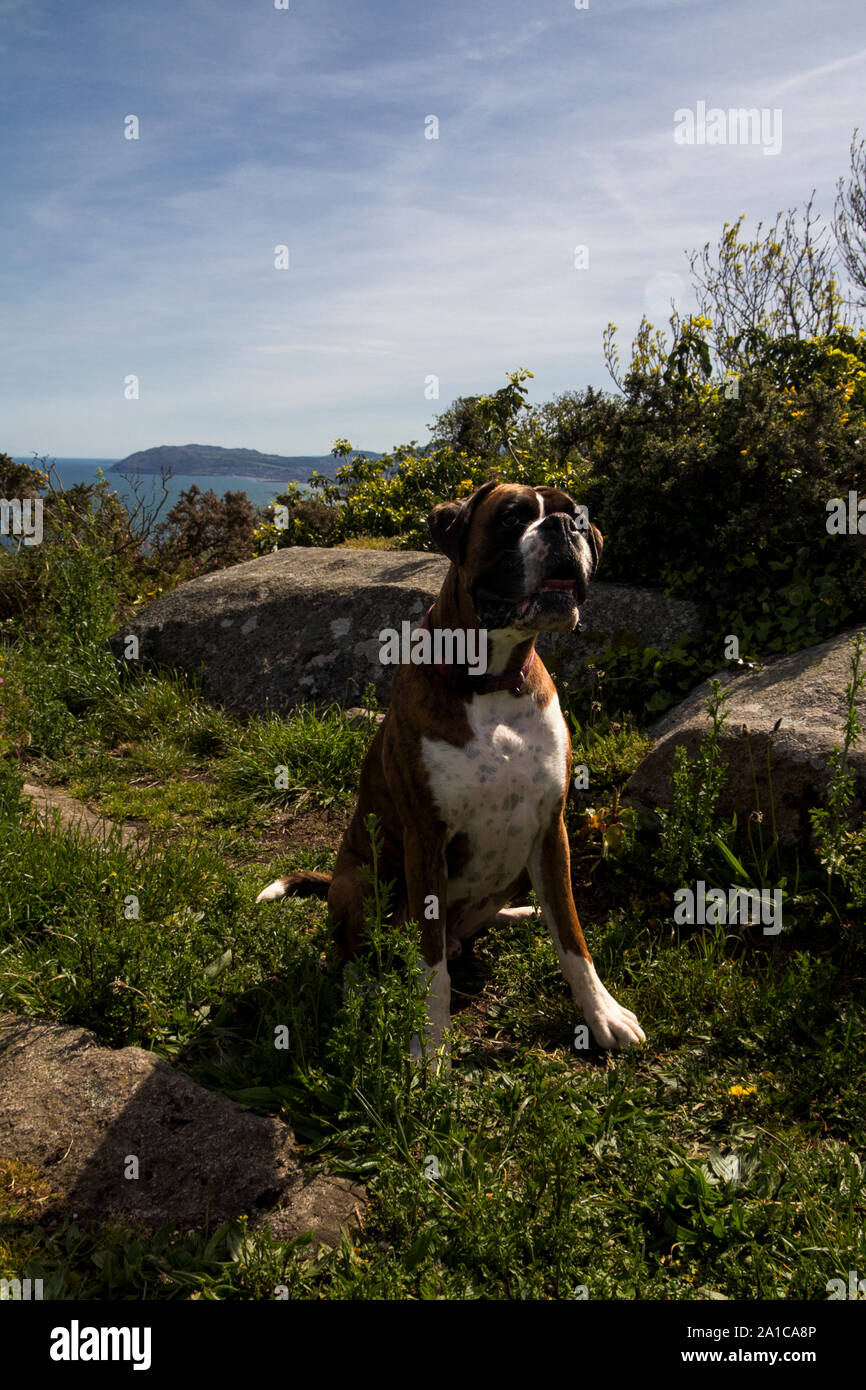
728 1084 757 1098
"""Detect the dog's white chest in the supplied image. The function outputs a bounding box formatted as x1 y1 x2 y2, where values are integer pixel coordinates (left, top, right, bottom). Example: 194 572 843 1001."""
421 691 569 903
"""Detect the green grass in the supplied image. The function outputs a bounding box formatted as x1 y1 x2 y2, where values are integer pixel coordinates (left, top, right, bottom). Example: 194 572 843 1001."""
1 636 864 1300
2 808 863 1299
217 706 377 810
7 648 379 860
567 715 654 796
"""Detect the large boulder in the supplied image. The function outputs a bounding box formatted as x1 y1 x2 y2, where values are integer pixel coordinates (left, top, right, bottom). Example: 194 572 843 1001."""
625 627 866 847
110 547 700 715
0 1013 363 1245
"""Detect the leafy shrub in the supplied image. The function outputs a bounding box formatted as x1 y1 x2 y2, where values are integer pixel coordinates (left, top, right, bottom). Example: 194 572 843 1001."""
154 485 262 573
0 456 129 642
253 482 341 549
256 330 866 680
586 325 866 658
254 378 595 553
656 681 732 886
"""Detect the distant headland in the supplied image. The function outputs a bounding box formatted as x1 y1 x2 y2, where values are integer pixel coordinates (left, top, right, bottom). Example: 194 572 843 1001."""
109 443 382 482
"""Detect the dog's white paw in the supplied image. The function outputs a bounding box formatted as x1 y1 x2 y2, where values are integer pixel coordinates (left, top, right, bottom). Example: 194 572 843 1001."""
494 905 541 925
255 879 286 904
583 986 646 1050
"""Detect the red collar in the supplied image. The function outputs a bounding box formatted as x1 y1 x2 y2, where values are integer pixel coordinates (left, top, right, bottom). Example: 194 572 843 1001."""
419 607 536 697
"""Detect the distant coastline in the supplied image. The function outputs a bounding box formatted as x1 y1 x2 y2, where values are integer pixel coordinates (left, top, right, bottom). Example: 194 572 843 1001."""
108 443 381 483
10 459 329 519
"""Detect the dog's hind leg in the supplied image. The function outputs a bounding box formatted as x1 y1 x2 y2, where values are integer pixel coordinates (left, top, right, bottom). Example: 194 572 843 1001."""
326 861 372 961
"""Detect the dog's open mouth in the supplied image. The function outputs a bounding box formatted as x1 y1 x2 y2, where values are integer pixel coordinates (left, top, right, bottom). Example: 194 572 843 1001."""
515 577 580 614
473 567 583 631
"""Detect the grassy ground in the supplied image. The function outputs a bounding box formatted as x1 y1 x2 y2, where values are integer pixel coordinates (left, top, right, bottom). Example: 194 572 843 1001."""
0 644 864 1300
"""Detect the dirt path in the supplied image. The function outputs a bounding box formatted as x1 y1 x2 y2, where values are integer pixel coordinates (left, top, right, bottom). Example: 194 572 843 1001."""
22 780 145 848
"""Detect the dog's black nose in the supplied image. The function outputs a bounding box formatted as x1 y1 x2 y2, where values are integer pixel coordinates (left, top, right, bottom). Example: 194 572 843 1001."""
542 512 579 538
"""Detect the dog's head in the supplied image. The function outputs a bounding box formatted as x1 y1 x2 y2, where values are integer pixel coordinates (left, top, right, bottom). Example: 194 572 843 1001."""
427 481 602 632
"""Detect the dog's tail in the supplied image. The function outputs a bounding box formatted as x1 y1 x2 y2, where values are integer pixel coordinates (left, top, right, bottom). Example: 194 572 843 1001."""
255 871 331 904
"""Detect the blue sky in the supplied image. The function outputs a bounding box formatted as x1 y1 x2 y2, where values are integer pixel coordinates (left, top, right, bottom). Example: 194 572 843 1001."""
1 0 863 459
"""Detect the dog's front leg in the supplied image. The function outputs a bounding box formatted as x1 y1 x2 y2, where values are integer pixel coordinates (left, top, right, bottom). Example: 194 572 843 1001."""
528 817 645 1049
403 835 451 1072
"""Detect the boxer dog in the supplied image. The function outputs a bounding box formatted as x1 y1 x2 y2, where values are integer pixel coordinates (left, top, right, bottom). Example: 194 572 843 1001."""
256 481 645 1064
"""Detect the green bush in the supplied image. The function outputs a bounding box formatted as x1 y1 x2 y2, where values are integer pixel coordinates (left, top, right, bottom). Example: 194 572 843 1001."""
249 330 865 723
256 333 866 674
154 484 262 573
585 326 866 650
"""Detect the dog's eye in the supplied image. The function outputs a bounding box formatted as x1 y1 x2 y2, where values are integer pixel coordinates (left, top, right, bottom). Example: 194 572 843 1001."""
501 512 525 530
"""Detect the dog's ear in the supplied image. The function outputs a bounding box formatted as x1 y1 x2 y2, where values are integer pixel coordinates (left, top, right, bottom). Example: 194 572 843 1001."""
427 500 464 562
585 521 604 574
427 481 498 565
